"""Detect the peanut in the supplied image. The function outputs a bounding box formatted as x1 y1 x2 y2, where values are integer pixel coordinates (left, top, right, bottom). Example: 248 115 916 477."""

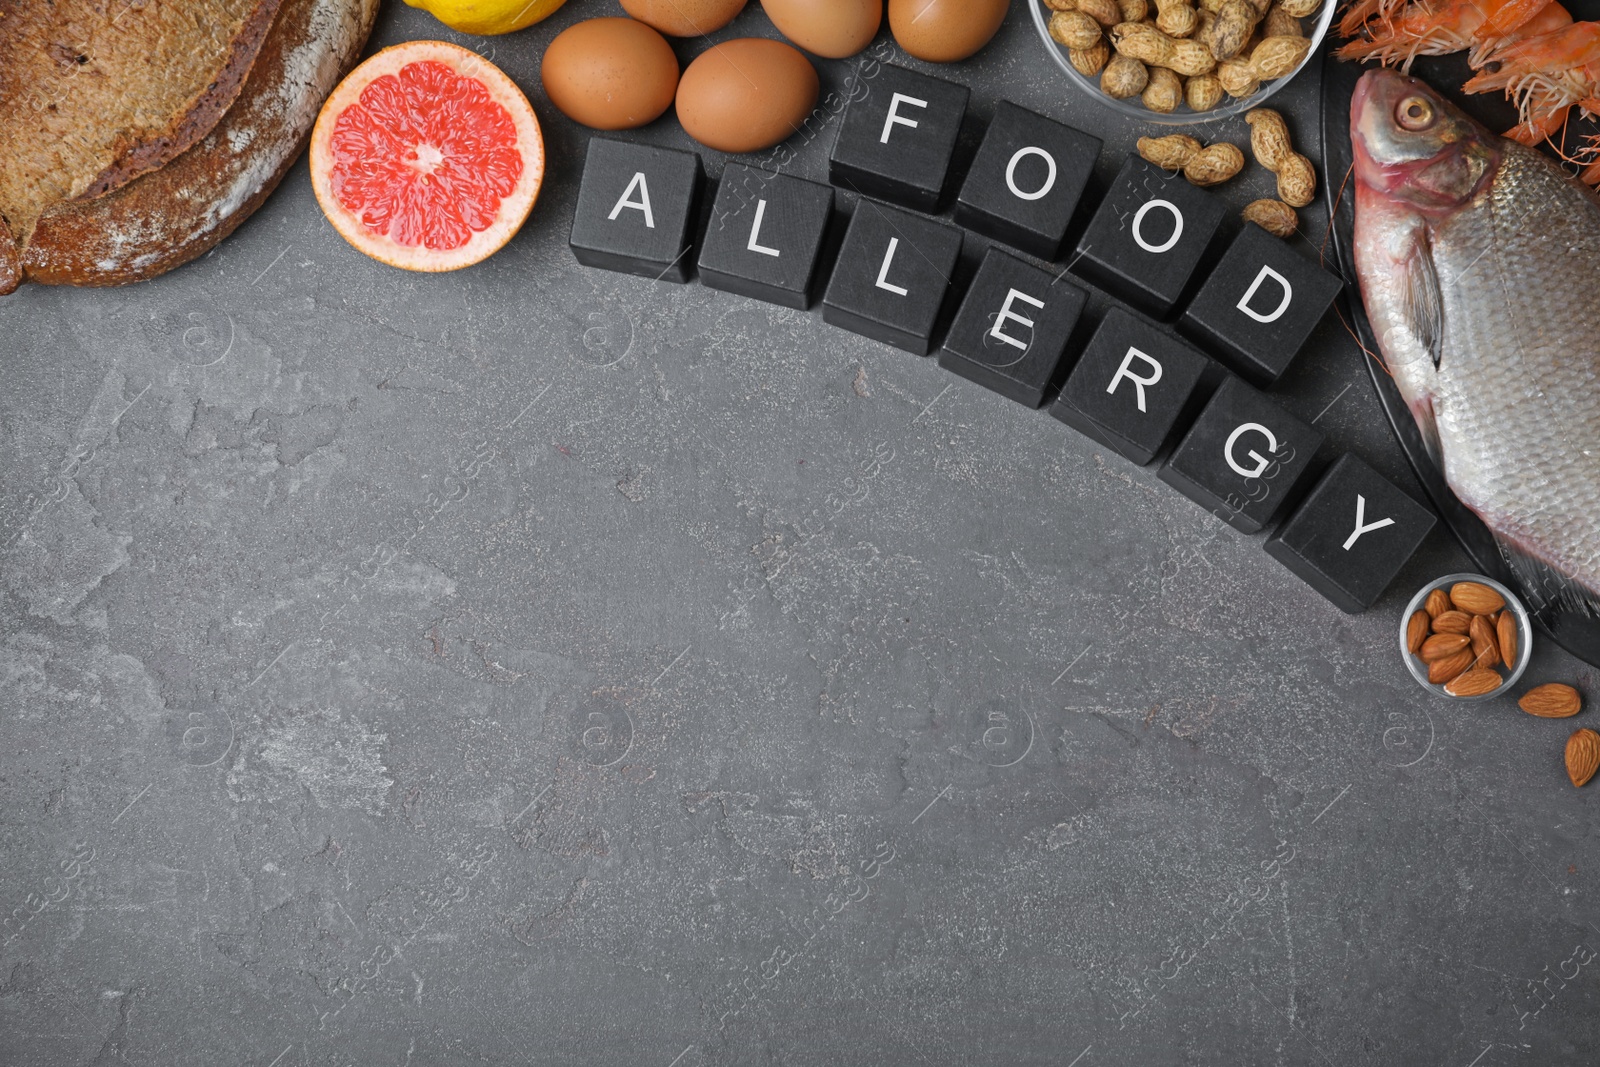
1244 107 1293 169
1276 150 1317 206
1250 33 1312 78
1242 198 1298 237
1101 51 1150 98
1137 133 1203 169
1112 21 1217 75
1070 39 1111 75
1203 0 1257 59
1051 10 1104 49
1184 72 1224 111
1154 0 1199 36
1142 66 1185 112
1079 0 1124 26
1182 141 1245 186
1216 55 1259 96
1262 3 1302 37
1118 0 1151 21
1277 0 1320 15
1043 0 1077 8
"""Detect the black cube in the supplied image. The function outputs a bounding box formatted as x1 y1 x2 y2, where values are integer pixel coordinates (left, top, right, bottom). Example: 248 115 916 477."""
569 137 702 283
1070 154 1226 318
828 64 969 213
955 101 1100 261
1158 376 1324 533
1050 307 1214 464
1180 223 1345 386
822 199 963 355
1264 454 1436 613
698 165 835 310
939 247 1088 407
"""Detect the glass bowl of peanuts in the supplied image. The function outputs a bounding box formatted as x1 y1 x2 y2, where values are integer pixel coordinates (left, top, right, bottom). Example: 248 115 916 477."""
1030 0 1335 124
1399 574 1533 701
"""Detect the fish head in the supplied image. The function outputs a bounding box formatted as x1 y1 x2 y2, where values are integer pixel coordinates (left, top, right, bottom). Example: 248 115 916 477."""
1351 68 1498 215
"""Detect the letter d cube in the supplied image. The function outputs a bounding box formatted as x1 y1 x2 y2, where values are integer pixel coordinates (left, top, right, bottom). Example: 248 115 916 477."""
1180 224 1343 386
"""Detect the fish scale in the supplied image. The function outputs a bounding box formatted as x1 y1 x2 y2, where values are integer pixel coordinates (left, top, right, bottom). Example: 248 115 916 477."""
1353 69 1600 599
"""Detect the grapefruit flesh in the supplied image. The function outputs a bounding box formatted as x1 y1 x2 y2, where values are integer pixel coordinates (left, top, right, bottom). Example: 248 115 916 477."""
310 40 543 272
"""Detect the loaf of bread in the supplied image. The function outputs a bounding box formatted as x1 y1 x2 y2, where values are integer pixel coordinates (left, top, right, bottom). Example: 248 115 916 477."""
0 0 378 292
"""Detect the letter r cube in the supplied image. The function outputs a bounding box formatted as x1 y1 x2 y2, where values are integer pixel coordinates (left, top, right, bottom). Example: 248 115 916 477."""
1050 308 1214 464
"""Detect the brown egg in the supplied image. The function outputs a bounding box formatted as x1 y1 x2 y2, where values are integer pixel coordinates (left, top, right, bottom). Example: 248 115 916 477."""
622 0 748 36
760 0 882 58
676 39 819 154
541 18 678 130
888 0 1008 62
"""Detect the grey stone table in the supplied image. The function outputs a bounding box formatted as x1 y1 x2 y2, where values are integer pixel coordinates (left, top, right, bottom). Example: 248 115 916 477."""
2 5 1596 1065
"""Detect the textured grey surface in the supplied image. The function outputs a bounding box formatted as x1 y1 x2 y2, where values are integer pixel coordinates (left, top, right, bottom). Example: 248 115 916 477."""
2 4 1597 1065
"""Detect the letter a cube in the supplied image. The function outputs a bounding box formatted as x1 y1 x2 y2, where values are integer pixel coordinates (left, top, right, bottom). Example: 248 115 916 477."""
1158 376 1324 533
569 138 702 283
1265 454 1436 612
1050 307 1214 464
698 165 835 310
829 65 969 212
1180 223 1344 386
1071 155 1225 318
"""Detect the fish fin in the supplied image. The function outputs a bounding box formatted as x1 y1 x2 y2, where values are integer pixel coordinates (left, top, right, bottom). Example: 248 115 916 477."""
1401 234 1444 370
1493 538 1600 620
1412 396 1444 473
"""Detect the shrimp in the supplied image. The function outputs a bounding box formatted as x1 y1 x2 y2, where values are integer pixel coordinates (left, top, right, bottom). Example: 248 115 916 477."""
1464 21 1600 129
1337 0 1569 70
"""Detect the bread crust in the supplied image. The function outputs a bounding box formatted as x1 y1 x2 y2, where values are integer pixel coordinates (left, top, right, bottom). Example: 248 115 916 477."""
0 0 284 235
77 0 289 203
19 0 379 289
0 220 19 296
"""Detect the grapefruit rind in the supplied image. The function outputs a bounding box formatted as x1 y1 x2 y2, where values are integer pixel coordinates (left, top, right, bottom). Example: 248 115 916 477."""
310 40 544 272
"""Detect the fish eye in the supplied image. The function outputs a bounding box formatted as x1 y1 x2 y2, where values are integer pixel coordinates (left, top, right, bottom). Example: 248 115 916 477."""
1396 96 1436 131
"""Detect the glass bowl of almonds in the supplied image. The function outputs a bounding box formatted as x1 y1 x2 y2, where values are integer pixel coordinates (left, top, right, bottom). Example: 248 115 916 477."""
1399 574 1533 701
1030 0 1335 124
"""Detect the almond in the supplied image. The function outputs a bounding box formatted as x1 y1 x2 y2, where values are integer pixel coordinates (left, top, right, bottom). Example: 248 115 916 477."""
1431 610 1471 635
1566 728 1600 787
1406 610 1430 655
1497 611 1518 667
1420 632 1471 661
1450 581 1505 615
1468 614 1500 669
1520 683 1582 718
1445 668 1503 698
1428 648 1475 685
1424 588 1452 618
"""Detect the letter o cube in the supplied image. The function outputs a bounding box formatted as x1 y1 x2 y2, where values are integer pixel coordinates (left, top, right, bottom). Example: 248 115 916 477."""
1070 155 1226 318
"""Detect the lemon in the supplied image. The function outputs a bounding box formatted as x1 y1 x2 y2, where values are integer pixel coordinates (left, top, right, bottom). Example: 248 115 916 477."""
403 0 567 35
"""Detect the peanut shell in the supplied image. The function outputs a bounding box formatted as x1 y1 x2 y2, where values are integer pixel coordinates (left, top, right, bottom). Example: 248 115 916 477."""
1241 198 1297 237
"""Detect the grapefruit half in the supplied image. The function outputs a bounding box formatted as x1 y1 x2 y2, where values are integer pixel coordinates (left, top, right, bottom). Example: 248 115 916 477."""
309 40 544 272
